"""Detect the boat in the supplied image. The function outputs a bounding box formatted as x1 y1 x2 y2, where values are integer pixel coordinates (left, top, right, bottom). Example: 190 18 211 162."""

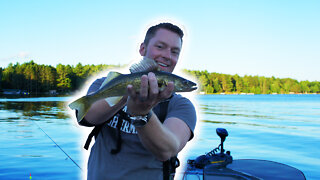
178 128 306 180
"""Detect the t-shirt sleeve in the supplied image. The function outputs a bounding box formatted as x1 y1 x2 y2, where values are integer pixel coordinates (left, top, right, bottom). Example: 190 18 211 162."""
166 95 197 140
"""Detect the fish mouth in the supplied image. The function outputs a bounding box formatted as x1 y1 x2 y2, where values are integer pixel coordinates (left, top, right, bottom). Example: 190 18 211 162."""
185 81 197 91
190 86 197 91
184 86 197 92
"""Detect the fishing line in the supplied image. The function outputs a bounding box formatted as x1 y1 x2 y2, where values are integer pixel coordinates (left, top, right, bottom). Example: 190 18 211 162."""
32 119 83 171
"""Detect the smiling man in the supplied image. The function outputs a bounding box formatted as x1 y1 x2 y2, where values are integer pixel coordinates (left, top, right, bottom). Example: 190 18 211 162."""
78 22 197 180
139 26 182 73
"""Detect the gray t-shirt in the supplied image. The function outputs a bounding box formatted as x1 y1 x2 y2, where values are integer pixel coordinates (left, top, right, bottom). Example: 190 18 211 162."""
85 77 197 180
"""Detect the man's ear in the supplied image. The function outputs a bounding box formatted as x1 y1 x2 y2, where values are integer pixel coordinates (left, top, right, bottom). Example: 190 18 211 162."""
139 43 146 56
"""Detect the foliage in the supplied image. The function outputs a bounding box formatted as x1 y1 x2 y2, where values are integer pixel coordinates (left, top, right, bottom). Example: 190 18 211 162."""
1 61 319 94
184 70 320 94
1 61 120 94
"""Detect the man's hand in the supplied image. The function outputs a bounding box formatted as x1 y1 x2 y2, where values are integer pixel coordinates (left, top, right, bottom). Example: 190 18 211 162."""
126 72 174 115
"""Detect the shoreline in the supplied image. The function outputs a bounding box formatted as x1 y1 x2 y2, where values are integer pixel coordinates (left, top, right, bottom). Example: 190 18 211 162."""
0 93 319 99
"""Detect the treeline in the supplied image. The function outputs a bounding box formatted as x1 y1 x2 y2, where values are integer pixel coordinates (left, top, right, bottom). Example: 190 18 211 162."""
0 61 121 94
184 70 320 94
0 61 319 94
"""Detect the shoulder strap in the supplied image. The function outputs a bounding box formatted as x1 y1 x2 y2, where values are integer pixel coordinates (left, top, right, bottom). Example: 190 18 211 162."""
110 109 131 154
84 124 103 150
163 157 180 180
83 107 126 150
158 100 170 123
160 96 180 180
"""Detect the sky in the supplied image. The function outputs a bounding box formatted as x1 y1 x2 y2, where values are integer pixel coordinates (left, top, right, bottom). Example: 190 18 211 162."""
0 0 319 81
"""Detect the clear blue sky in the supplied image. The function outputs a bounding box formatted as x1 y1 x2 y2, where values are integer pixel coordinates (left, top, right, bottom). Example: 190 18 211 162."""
1 0 319 81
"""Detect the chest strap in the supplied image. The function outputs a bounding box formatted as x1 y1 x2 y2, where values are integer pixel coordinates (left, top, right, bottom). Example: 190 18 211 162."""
84 107 129 151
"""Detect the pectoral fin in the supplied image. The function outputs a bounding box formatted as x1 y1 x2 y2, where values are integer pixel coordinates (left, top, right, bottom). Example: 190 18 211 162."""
105 96 123 106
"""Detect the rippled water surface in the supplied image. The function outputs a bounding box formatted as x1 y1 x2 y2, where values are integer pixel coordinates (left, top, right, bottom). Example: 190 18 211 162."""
0 97 83 180
0 95 319 179
182 94 320 180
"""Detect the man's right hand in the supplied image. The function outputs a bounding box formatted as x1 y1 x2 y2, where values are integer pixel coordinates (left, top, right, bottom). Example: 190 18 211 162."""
126 72 174 116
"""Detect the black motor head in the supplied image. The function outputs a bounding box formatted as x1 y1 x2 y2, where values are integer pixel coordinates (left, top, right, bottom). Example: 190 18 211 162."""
216 128 228 141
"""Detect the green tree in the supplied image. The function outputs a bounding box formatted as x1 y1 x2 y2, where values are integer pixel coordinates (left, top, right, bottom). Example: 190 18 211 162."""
2 63 15 89
205 85 214 94
282 78 294 93
300 81 310 93
262 78 270 94
213 78 221 93
221 74 233 92
23 61 41 94
290 83 301 93
0 68 2 89
56 64 73 91
198 72 209 92
310 84 320 93
242 76 250 93
270 79 281 94
232 74 243 93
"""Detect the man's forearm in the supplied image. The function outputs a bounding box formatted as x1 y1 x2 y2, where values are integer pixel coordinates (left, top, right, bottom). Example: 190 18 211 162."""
84 98 126 125
136 112 188 161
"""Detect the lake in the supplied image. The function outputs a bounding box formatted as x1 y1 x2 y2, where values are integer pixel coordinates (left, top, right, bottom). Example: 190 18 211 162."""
0 95 319 179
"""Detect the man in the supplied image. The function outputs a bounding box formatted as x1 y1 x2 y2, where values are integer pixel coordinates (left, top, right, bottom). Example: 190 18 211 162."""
78 22 197 180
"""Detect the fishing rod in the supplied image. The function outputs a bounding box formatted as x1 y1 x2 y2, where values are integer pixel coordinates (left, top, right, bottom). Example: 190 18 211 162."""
32 119 83 171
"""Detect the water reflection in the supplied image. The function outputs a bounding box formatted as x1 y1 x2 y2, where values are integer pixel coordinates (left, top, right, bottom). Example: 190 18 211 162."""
0 97 82 180
0 101 70 120
202 111 275 120
201 119 297 129
200 101 320 124
19 155 44 158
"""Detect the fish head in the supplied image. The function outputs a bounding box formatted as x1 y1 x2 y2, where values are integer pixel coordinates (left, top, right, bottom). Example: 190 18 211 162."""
174 78 197 92
156 71 197 92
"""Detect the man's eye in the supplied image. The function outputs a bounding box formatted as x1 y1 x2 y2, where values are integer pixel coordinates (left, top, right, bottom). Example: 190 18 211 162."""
172 50 180 55
156 45 163 49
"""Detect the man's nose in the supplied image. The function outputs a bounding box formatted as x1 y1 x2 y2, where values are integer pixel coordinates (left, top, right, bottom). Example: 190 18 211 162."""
162 48 171 60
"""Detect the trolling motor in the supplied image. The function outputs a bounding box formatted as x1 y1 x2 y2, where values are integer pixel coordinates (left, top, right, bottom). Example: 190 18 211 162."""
217 128 228 155
183 128 306 180
188 128 233 169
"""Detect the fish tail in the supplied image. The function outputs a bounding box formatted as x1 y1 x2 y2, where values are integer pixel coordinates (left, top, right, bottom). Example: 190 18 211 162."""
68 96 92 123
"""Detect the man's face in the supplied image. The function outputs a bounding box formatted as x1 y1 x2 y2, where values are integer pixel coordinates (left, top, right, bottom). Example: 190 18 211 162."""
139 28 182 73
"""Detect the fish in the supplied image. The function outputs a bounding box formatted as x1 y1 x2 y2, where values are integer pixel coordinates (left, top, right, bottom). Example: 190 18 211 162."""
69 58 197 122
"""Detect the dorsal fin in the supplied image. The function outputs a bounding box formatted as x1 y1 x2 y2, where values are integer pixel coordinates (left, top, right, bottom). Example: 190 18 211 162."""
99 71 121 89
100 71 123 106
129 57 160 73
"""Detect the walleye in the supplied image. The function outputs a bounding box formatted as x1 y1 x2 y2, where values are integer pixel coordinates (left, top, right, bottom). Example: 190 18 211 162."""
69 70 197 122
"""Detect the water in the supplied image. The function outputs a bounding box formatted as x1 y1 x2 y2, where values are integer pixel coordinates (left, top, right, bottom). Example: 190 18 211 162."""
179 94 320 180
0 95 319 179
0 97 84 180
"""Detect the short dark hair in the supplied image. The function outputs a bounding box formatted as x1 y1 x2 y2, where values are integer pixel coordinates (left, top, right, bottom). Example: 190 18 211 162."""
143 22 184 46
